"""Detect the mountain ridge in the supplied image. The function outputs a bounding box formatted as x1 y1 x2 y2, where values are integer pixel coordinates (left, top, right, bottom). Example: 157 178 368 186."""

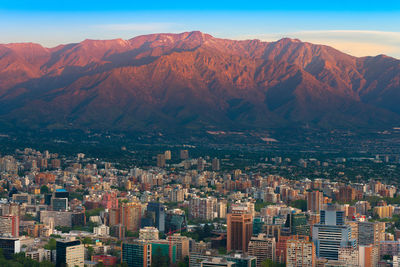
0 31 400 132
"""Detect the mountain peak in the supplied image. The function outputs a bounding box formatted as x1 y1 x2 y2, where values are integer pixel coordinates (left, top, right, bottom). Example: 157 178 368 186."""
0 31 399 132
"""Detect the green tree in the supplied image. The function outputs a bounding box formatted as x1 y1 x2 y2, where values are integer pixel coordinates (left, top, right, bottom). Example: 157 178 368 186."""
261 259 285 267
40 185 49 194
290 199 307 212
82 237 94 245
86 246 94 260
44 238 57 250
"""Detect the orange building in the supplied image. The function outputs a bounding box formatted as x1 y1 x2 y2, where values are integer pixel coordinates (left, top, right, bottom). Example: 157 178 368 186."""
227 212 253 252
120 202 142 232
306 191 323 212
35 173 55 185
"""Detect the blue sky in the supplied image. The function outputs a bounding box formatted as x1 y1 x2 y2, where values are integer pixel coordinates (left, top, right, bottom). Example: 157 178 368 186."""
1 1 400 58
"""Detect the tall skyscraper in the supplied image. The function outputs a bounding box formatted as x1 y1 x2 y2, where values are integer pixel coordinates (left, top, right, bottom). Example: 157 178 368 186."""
157 154 166 168
227 211 253 252
0 215 19 237
142 202 166 232
122 240 152 267
358 221 385 246
167 233 190 262
197 157 205 171
359 244 379 267
286 239 316 267
212 158 220 171
56 238 84 267
285 212 309 235
189 197 217 221
121 202 142 232
0 237 20 259
307 191 323 213
164 150 171 160
312 205 356 260
248 233 276 267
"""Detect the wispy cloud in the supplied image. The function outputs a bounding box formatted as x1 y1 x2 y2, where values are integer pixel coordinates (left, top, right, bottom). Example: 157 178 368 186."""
238 30 400 58
93 22 178 32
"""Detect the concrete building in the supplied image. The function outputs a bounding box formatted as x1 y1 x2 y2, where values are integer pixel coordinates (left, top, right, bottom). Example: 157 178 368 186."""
307 191 323 213
312 205 356 260
157 154 166 168
26 248 52 262
93 225 110 236
248 234 276 267
338 246 358 267
286 239 316 267
0 215 19 237
358 244 379 267
122 240 152 267
56 238 84 267
167 233 190 261
189 197 217 220
139 227 159 241
358 221 385 246
0 237 20 259
121 202 142 232
227 211 253 252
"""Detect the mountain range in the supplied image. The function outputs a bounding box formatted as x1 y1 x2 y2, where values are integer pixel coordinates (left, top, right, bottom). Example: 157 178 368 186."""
1 31 400 133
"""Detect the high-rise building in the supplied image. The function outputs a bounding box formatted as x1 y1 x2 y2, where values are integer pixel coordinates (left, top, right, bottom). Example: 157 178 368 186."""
217 201 227 219
189 197 217 221
286 239 316 267
212 158 220 171
312 205 356 260
121 202 142 232
347 221 359 241
285 212 309 235
164 150 171 160
338 246 359 267
355 201 371 216
0 237 20 259
358 221 385 246
167 233 190 262
227 212 253 252
56 239 84 267
248 233 276 267
307 191 323 213
359 244 379 267
373 205 394 218
142 202 165 232
197 157 205 171
320 206 345 226
165 209 186 233
337 186 358 203
157 154 166 168
150 240 177 265
109 208 120 226
0 215 19 237
122 241 152 267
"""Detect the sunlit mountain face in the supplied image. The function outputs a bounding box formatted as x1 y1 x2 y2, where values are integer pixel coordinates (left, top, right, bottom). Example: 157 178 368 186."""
1 31 400 132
